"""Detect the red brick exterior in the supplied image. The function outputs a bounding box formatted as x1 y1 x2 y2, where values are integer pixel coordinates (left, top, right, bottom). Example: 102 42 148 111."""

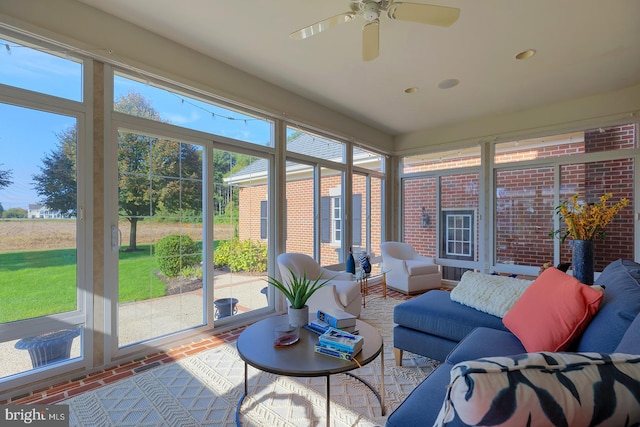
403 124 636 272
238 171 383 267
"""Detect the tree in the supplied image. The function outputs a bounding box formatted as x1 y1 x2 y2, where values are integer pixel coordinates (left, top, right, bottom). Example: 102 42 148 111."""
213 150 235 216
0 163 13 189
32 129 77 217
31 90 202 251
0 164 12 218
3 207 27 218
116 91 202 251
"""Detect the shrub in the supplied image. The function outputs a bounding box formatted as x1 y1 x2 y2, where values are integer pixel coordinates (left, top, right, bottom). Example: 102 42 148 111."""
214 238 267 272
155 234 201 278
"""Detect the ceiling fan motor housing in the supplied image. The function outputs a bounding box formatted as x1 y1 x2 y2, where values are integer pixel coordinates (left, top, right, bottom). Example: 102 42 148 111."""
362 2 381 21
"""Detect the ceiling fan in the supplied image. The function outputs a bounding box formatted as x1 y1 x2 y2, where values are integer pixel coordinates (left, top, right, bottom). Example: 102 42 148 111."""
289 0 461 61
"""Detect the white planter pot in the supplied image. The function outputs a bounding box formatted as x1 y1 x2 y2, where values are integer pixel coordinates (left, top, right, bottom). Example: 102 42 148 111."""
288 305 309 327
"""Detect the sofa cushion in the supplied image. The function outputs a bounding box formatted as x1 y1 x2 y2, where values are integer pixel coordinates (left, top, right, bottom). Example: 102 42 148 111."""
577 259 640 352
386 361 454 427
446 327 526 365
394 290 507 342
502 267 603 352
434 352 640 427
615 313 640 354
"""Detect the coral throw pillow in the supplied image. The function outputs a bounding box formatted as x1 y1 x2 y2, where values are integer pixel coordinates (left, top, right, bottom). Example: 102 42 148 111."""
502 267 603 352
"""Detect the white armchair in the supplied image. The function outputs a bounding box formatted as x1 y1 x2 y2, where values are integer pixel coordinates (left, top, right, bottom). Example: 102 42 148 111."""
380 241 441 294
276 253 362 317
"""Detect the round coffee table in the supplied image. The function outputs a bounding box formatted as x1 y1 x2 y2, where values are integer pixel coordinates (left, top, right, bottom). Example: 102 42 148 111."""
236 315 384 427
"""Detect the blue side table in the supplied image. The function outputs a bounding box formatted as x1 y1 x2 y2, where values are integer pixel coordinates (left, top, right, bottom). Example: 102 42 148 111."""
15 328 82 368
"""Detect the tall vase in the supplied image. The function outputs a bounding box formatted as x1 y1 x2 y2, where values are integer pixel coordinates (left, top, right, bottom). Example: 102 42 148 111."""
346 247 356 274
288 305 309 328
572 239 595 285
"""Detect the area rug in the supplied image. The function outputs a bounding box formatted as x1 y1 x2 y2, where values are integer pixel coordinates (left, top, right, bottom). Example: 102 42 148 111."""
62 296 439 426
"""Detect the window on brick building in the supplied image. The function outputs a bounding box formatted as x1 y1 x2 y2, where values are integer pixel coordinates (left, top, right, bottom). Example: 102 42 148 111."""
332 196 342 243
441 210 475 261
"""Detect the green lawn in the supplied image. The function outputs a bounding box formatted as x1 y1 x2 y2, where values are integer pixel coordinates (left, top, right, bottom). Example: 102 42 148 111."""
0 245 166 323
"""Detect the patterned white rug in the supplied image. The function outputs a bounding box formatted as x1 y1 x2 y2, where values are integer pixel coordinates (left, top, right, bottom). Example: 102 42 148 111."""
62 296 438 426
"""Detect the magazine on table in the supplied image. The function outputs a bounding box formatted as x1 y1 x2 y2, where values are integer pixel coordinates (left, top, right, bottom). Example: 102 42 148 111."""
318 327 363 353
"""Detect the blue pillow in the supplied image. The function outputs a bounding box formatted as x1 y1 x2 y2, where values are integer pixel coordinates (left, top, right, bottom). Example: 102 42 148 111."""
616 314 640 354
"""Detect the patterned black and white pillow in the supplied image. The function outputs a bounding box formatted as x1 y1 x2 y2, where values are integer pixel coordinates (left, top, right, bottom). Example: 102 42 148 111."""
359 253 371 274
434 352 640 427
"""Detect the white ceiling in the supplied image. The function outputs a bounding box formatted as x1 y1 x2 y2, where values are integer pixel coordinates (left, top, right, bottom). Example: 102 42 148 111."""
75 0 640 136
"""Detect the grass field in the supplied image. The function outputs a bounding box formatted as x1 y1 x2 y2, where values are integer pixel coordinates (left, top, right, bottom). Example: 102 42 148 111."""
0 220 232 323
0 246 167 323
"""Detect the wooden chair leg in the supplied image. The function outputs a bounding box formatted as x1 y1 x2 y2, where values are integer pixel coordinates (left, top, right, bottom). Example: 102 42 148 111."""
394 348 403 366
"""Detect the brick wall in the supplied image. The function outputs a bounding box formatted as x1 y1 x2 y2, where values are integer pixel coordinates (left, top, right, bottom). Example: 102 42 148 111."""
402 124 636 271
237 171 383 267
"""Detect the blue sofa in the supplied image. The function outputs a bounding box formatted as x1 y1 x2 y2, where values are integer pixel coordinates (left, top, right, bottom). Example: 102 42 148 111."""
387 259 640 426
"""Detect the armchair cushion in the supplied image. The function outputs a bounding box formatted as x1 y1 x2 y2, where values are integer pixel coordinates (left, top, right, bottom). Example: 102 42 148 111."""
405 260 439 276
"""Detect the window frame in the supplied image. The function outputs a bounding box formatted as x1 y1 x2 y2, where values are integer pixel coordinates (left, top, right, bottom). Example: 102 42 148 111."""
0 31 93 386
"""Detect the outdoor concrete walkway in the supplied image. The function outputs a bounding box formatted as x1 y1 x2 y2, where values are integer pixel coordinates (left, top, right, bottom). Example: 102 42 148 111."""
0 271 268 379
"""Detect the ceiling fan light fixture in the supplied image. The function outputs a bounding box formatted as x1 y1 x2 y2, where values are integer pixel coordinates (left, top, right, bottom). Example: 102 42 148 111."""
291 1 461 61
437 78 459 89
515 49 536 60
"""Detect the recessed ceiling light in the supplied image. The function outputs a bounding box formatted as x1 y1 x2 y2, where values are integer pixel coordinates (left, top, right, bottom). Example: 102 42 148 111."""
515 49 536 60
404 87 418 94
437 79 459 89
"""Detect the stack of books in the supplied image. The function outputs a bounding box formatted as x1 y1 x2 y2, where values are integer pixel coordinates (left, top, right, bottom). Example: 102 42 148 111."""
306 308 357 335
314 327 364 363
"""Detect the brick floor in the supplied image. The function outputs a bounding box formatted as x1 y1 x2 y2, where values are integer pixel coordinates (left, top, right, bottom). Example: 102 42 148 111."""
1 285 412 405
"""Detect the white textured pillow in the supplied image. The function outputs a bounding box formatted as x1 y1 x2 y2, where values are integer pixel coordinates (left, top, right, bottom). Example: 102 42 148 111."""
434 352 640 427
450 271 532 317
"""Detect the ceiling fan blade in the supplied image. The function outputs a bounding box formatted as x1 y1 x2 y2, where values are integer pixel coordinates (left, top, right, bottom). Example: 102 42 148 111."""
289 12 355 40
387 2 460 27
362 20 379 62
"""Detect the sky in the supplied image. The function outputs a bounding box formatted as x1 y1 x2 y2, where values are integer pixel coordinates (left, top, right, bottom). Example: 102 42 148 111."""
0 37 274 210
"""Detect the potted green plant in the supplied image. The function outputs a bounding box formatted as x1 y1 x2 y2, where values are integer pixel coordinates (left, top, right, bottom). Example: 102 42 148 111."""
266 268 331 327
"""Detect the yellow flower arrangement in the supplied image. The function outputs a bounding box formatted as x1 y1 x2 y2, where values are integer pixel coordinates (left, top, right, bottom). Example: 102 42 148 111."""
551 193 629 242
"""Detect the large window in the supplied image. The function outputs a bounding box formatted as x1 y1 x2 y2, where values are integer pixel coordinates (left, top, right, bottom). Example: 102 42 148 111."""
494 125 636 274
114 73 274 147
0 29 386 400
117 130 205 347
0 36 83 101
495 167 554 267
0 37 87 380
402 153 480 280
402 123 637 279
559 159 634 270
113 76 274 349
